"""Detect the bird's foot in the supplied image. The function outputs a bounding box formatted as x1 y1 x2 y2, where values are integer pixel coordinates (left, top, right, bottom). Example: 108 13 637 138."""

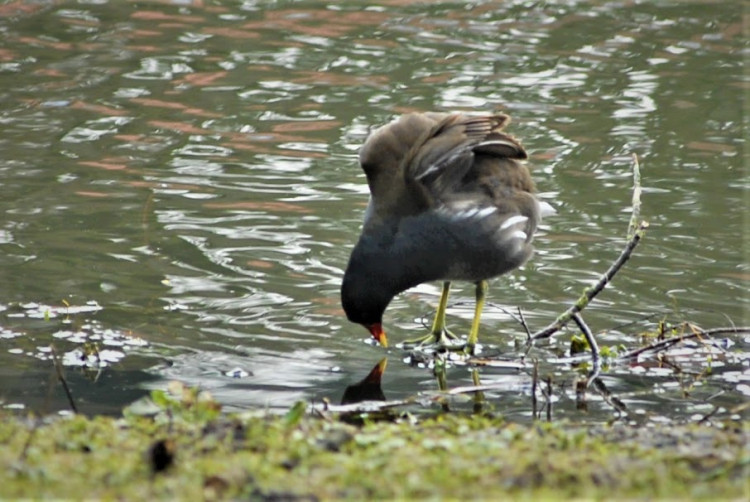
402 328 464 350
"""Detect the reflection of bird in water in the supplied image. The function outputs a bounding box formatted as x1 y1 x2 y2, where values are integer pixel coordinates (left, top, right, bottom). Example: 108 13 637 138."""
340 358 387 404
341 112 549 352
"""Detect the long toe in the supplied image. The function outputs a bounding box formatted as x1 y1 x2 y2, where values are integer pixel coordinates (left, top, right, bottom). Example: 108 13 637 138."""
403 328 465 351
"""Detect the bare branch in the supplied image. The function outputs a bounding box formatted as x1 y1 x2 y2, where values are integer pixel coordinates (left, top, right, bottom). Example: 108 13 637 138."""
571 313 601 385
591 378 628 415
617 325 750 360
518 306 532 342
531 153 648 342
627 153 642 239
531 221 649 341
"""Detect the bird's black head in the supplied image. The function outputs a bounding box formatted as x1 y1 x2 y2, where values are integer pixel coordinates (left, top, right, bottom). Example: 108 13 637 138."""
341 251 395 347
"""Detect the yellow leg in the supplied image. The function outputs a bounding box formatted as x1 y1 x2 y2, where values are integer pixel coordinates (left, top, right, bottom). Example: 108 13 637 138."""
405 281 460 347
430 281 451 336
466 280 488 354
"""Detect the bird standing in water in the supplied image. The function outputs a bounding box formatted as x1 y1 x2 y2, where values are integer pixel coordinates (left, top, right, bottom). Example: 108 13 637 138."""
341 112 546 353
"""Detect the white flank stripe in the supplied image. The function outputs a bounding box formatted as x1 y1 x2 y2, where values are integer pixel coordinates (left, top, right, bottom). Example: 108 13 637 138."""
500 214 528 230
511 230 528 241
445 205 497 221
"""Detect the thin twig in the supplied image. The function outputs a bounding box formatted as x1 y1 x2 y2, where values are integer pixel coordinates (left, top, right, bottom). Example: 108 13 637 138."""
696 326 750 336
617 325 750 360
50 345 78 414
627 153 642 239
697 405 721 425
531 221 649 341
591 377 628 415
518 306 532 342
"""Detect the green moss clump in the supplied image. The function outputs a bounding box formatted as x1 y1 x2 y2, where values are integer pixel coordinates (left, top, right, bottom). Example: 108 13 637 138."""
0 397 746 500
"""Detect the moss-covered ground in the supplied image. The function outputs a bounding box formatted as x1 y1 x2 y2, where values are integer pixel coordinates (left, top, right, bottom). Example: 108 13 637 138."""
1 395 747 500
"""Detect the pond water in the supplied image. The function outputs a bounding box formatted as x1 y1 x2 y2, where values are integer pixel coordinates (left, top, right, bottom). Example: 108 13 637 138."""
0 0 747 423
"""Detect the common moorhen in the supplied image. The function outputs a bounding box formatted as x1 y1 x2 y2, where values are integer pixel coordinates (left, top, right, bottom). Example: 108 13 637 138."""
341 112 546 352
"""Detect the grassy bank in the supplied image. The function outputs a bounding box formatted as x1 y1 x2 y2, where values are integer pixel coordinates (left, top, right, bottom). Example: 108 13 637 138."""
0 390 747 500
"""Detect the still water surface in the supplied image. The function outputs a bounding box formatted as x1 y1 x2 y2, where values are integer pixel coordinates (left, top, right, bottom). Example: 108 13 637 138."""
0 0 747 422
